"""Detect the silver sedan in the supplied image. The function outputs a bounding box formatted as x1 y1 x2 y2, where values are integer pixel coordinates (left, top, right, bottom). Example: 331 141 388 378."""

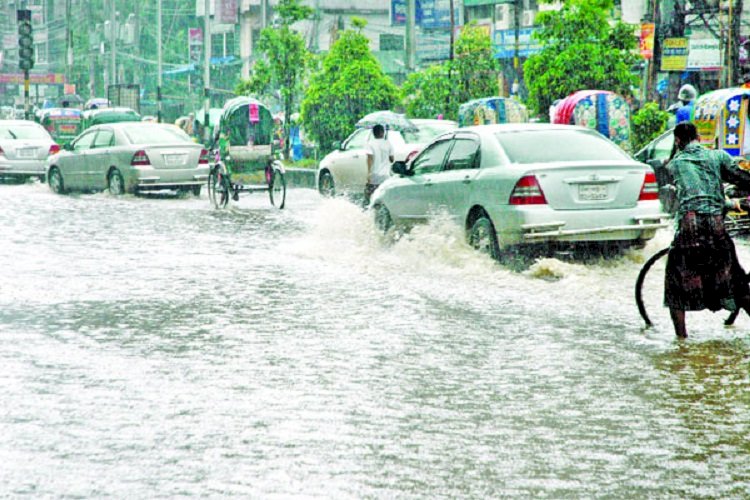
46 122 210 195
371 124 670 258
0 120 59 181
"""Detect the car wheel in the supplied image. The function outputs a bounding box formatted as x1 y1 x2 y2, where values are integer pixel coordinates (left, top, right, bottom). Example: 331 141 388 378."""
468 215 500 260
108 168 125 195
48 167 66 194
374 204 392 234
318 170 335 197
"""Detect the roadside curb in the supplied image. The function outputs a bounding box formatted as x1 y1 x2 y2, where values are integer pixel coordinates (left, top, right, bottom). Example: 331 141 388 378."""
284 167 316 189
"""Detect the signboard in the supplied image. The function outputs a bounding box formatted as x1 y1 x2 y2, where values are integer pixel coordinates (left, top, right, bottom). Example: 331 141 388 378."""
217 0 238 25
493 28 541 59
391 0 460 29
189 28 203 65
0 73 65 84
687 38 721 71
640 22 655 59
660 37 688 71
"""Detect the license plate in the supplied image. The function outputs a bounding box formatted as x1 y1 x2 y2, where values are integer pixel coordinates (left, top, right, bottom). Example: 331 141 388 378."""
17 148 36 159
578 183 608 201
164 153 186 166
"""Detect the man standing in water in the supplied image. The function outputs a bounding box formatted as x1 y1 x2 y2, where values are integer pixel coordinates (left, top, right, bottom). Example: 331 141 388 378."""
665 122 750 337
365 124 394 206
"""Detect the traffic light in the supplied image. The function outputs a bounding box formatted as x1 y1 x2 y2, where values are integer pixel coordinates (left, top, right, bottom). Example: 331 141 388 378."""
17 9 34 71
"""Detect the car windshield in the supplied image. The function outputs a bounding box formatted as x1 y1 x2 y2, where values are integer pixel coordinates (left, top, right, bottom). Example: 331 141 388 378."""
0 124 49 140
494 129 631 163
123 125 191 145
403 122 456 144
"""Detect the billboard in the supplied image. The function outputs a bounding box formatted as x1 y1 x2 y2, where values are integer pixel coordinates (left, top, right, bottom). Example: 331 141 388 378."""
189 28 203 65
391 0 460 29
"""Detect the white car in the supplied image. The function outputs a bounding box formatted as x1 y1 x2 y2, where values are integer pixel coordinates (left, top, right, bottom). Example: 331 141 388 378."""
0 120 59 181
46 122 210 195
316 119 457 197
371 123 669 258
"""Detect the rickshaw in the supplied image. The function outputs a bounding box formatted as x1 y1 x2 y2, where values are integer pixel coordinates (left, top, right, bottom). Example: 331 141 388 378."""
81 107 141 130
552 90 632 152
207 96 286 209
38 107 82 146
457 97 529 127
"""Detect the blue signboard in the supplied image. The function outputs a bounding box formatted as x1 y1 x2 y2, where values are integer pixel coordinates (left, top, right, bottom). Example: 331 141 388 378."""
493 28 542 59
391 0 459 29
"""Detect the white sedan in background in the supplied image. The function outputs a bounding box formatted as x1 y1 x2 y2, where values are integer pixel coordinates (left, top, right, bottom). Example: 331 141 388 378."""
0 120 59 181
371 124 669 259
46 122 210 195
316 118 458 198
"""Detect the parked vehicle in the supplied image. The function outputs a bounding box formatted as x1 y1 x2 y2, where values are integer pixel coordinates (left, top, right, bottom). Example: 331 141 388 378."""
0 120 59 181
38 107 83 146
206 96 286 209
46 122 210 196
458 96 529 127
82 107 141 130
552 90 632 152
316 115 457 198
371 124 668 259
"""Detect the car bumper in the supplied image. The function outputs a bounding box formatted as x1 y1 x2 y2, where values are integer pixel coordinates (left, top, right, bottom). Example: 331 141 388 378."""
489 204 671 246
0 160 47 176
126 166 210 192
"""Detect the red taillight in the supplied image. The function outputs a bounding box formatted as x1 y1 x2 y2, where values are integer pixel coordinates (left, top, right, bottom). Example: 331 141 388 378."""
131 149 150 166
639 171 659 201
509 175 547 205
0 145 4 156
199 148 210 165
48 144 60 156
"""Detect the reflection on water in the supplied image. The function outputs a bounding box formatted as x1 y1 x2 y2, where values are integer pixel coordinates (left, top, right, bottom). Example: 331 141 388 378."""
1 182 749 497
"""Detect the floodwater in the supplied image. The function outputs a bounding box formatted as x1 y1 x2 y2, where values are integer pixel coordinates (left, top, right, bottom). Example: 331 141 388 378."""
1 182 749 498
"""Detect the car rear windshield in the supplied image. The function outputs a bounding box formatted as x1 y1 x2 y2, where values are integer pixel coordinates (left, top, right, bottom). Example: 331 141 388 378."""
123 125 191 145
494 129 631 163
403 123 456 144
0 124 49 140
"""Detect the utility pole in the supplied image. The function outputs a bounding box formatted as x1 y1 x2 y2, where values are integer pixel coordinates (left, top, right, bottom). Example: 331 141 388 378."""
204 0 212 141
110 0 117 86
65 0 72 87
157 0 162 123
513 0 521 96
405 0 416 71
262 0 269 29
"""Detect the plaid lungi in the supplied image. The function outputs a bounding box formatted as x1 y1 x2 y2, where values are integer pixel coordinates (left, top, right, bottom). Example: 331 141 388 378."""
665 212 749 311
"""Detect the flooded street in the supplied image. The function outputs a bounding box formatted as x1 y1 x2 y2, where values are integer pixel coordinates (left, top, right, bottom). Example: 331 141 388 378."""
1 182 749 498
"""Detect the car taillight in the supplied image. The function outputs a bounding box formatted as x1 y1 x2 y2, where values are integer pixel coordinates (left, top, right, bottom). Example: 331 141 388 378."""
0 145 4 156
509 175 547 205
639 171 659 201
48 144 60 155
199 148 210 164
131 149 151 166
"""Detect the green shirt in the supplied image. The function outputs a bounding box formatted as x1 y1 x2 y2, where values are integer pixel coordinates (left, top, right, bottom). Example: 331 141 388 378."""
667 143 750 219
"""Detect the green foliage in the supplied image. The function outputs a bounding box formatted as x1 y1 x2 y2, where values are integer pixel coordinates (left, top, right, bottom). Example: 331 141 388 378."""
399 23 499 121
523 0 639 118
237 0 312 158
301 29 398 153
632 102 670 152
351 17 368 31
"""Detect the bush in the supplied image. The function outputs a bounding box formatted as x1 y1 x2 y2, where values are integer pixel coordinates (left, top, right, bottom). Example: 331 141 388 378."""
632 102 670 152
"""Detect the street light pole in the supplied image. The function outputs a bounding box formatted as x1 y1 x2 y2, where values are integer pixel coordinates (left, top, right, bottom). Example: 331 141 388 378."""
110 0 117 86
204 0 211 141
405 0 416 71
157 0 162 123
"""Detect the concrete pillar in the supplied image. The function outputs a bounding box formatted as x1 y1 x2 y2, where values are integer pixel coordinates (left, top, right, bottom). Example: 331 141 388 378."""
240 9 253 80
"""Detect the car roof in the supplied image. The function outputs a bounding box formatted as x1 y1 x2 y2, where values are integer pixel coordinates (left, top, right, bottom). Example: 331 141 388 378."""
459 123 591 134
411 118 458 126
0 119 43 126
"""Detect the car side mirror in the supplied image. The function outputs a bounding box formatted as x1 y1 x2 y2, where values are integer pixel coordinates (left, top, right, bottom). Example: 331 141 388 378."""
63 142 73 151
332 140 342 151
391 160 409 176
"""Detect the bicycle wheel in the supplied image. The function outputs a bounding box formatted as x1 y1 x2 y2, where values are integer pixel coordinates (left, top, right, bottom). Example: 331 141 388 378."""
208 166 229 209
269 169 286 209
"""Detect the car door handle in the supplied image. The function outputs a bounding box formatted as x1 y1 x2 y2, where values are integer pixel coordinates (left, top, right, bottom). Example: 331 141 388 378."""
462 176 472 184
352 154 360 159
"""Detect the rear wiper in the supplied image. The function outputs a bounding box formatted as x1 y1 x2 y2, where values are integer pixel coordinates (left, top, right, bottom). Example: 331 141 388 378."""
8 130 17 139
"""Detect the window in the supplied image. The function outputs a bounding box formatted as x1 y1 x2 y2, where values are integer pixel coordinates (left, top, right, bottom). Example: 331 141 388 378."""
344 129 370 150
123 125 190 145
34 42 47 64
494 129 630 163
73 132 96 152
412 139 452 175
445 138 480 171
93 129 114 148
0 124 49 140
651 132 675 161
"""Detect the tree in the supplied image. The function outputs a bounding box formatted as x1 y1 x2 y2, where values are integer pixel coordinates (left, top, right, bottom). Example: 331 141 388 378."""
301 20 398 153
631 102 670 151
236 0 312 158
400 23 500 121
523 0 639 119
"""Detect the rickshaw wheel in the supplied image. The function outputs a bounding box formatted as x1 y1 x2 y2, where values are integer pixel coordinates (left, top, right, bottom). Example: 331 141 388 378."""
269 169 286 209
208 167 229 209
